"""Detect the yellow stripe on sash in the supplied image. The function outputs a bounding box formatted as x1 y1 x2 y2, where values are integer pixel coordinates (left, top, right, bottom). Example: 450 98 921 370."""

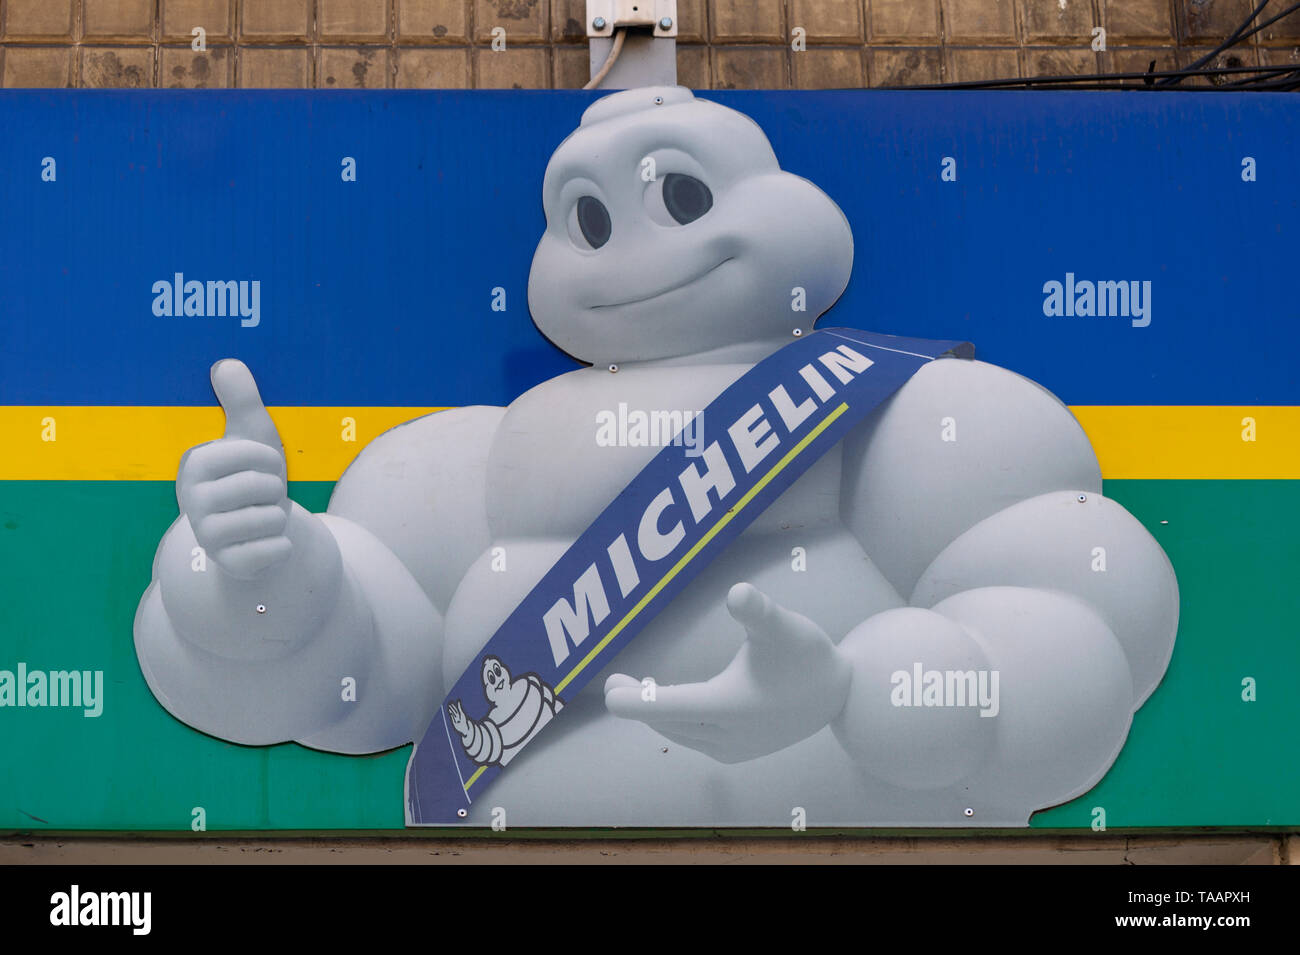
466 400 853 793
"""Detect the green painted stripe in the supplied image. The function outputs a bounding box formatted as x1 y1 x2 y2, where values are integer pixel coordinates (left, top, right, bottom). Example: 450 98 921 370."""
0 479 1294 831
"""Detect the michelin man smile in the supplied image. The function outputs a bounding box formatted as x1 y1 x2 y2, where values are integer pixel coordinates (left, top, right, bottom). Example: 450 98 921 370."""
134 87 1178 827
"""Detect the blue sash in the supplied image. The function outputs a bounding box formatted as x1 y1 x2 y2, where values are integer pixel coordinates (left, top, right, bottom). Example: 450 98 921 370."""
406 327 973 824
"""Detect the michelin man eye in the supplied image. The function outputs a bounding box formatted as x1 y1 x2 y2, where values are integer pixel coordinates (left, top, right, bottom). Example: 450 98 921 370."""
662 173 712 225
576 196 612 249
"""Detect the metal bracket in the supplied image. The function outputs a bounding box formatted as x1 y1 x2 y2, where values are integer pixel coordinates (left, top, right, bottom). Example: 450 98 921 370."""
585 0 678 87
586 0 678 38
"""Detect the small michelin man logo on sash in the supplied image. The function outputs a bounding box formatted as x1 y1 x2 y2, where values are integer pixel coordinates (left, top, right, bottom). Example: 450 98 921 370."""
447 656 564 767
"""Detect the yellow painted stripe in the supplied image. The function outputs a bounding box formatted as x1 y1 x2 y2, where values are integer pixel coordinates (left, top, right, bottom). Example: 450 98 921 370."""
0 406 1295 482
465 400 852 794
1070 406 1298 480
0 407 443 481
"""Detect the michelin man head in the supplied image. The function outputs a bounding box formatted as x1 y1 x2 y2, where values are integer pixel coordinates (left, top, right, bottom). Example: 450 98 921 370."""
480 656 511 705
527 86 855 368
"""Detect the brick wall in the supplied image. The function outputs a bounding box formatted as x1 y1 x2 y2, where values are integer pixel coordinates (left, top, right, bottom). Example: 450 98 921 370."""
0 1 1297 89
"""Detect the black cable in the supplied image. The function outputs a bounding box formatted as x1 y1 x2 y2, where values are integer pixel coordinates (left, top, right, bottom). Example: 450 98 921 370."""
1237 0 1300 43
893 0 1300 92
896 63 1298 91
1157 0 1271 86
1226 71 1300 90
1223 65 1300 87
1214 0 1300 87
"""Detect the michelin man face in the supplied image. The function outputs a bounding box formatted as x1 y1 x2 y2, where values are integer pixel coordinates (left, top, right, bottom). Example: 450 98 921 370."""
527 86 854 367
481 656 511 705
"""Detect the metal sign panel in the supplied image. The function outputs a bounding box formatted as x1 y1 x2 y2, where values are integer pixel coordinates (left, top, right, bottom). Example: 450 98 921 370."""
0 89 1295 831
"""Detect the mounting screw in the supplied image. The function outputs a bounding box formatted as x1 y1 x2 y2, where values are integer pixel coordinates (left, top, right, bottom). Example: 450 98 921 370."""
659 16 673 30
1077 493 1088 503
592 16 607 30
457 808 468 818
608 363 619 373
792 328 803 336
255 604 266 614
653 95 664 104
964 807 974 817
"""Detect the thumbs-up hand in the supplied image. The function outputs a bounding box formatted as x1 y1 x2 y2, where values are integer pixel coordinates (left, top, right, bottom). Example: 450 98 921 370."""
177 359 292 580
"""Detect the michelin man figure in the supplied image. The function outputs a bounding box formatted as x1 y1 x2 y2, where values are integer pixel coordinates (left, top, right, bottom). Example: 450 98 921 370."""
134 87 1178 826
448 657 562 768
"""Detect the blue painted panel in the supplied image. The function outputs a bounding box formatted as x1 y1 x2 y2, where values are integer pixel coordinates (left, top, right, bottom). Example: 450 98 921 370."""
0 90 1296 407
